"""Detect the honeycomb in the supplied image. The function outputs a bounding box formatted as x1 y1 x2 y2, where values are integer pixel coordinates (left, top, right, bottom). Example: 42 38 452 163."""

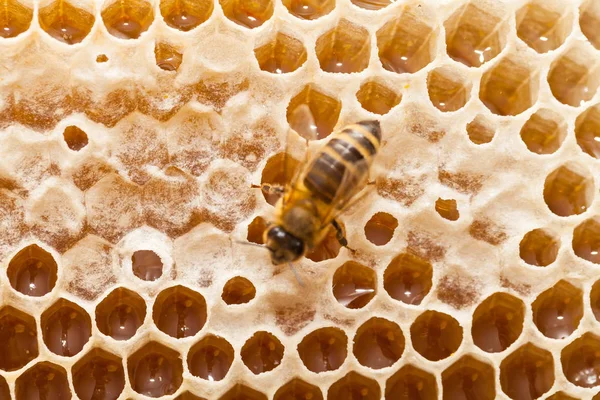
2 0 600 398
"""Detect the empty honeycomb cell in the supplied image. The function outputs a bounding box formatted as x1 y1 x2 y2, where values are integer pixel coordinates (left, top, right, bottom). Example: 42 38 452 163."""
573 217 600 264
472 292 525 353
376 7 436 73
159 0 213 31
222 276 256 305
353 317 405 369
543 163 594 217
328 371 380 400
383 253 433 306
281 0 333 20
519 228 560 267
176 392 206 400
364 212 398 246
410 311 462 361
15 362 71 399
297 327 347 373
466 114 495 145
219 384 267 400
254 32 307 74
500 343 554 399
315 19 370 74
356 80 401 115
247 216 267 244
0 0 32 38
96 287 147 341
575 103 600 159
581 0 600 49
132 249 163 281
532 280 583 339
101 0 154 39
155 42 183 72
519 109 567 154
274 379 323 400
427 66 471 112
261 153 300 205
0 376 8 399
38 0 95 45
127 341 183 397
548 45 600 107
441 355 496 400
188 335 234 381
546 392 578 400
561 332 600 388
435 198 459 221
331 261 376 309
0 306 38 371
72 348 125 400
7 244 58 297
153 286 207 339
385 365 437 400
63 125 89 151
592 280 600 322
219 0 274 29
479 56 539 116
41 298 91 357
287 85 341 139
516 2 572 54
241 331 284 374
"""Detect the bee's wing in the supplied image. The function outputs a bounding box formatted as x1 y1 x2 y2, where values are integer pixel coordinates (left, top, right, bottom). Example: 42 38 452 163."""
288 104 318 142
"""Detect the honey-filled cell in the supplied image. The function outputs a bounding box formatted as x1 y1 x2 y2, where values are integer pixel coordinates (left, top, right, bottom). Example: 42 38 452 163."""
532 280 583 339
315 19 370 74
351 0 392 10
499 343 554 399
581 0 600 50
154 42 183 72
466 114 495 145
218 384 267 400
385 365 438 400
63 126 89 151
356 81 402 115
442 355 496 400
274 378 323 400
188 335 234 381
175 392 206 400
516 2 572 53
101 0 154 39
543 163 594 217
153 286 207 339
364 212 398 246
254 32 307 74
410 310 462 361
0 306 38 371
38 0 95 45
435 198 459 221
383 253 433 305
519 108 567 155
297 327 347 373
159 0 213 31
546 392 579 400
547 45 600 107
219 0 274 29
247 216 267 245
222 276 256 305
72 348 125 400
575 103 600 159
96 287 147 340
353 317 405 369
15 362 71 399
281 0 334 20
0 375 8 399
41 298 91 357
331 261 376 309
127 341 183 397
561 332 600 388
519 228 560 267
241 331 284 374
132 249 163 281
0 0 33 38
327 371 380 400
592 279 600 322
471 292 525 353
287 85 341 140
7 244 58 297
427 66 471 112
573 217 600 264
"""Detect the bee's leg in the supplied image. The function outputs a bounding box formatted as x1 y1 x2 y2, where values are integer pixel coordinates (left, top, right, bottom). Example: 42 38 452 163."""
251 183 285 196
331 219 351 249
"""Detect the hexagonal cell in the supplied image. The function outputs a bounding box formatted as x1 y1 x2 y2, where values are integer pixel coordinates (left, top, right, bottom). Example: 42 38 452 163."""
364 212 398 246
222 276 256 305
63 126 89 151
411 311 462 361
219 384 267 400
101 0 154 39
561 332 600 388
543 163 594 217
41 298 91 357
519 228 560 267
261 153 300 206
153 286 207 339
436 198 459 221
532 280 583 340
287 85 341 140
0 306 38 371
332 261 376 309
546 393 578 400
442 355 495 400
383 253 433 305
316 19 370 74
516 2 572 53
328 371 380 400
175 392 206 400
247 216 267 244
128 342 183 397
219 0 273 29
160 0 213 31
580 0 600 50
38 0 95 44
520 109 567 154
385 365 437 400
72 348 125 400
472 292 525 353
15 362 71 399
573 217 600 264
306 223 343 262
96 287 147 340
7 244 58 297
353 317 404 369
377 6 436 73
132 249 163 281
281 0 333 20
188 335 234 381
548 45 600 107
0 375 8 399
356 81 401 115
575 103 600 159
274 378 323 400
155 42 182 72
427 66 471 112
466 114 495 145
0 0 32 38
479 55 539 116
241 331 284 374
592 280 600 322
254 32 307 74
297 327 347 373
500 343 554 399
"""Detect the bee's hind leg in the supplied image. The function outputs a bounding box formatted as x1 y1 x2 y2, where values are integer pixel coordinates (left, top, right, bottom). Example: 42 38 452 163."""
331 219 357 254
251 183 285 196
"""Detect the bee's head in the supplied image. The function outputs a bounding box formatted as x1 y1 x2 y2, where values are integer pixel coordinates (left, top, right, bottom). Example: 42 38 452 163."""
264 225 305 265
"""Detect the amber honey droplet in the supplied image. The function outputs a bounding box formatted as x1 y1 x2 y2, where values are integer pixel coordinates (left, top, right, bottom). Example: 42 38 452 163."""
327 371 380 400
546 393 578 400
364 212 397 246
220 0 273 29
0 306 38 371
0 375 8 399
575 103 600 159
128 342 183 397
520 109 567 154
297 327 347 373
247 216 267 244
153 286 207 339
466 114 495 145
427 66 471 112
573 217 600 264
132 250 163 281
7 244 58 297
287 85 341 140
96 287 146 340
175 392 207 400
500 343 554 399
15 362 71 399
532 280 583 339
96 54 108 62
274 379 323 400
385 365 438 400
222 277 256 305
160 0 213 31
592 280 600 322
351 0 392 10
154 42 182 72
384 253 433 305
219 384 267 400
548 45 600 107
101 0 154 39
241 331 284 374
316 19 370 74
411 311 462 361
442 355 495 400
38 0 95 44
261 153 300 205
356 81 401 115
516 2 572 53
561 332 600 388
72 348 125 400
581 0 600 50
353 317 404 369
543 163 594 217
0 0 32 38
63 125 89 151
519 228 560 267
281 0 334 20
41 298 91 357
254 32 307 74
435 198 459 221
332 261 376 309
188 335 234 381
472 292 525 353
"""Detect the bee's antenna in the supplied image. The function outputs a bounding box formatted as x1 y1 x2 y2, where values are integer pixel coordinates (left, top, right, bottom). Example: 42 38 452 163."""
233 240 265 248
288 262 305 287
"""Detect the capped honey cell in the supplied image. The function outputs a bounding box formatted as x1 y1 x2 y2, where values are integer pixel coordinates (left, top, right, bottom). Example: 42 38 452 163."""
532 280 583 339
331 261 376 309
410 310 462 361
356 80 402 115
72 348 125 400
316 19 370 74
132 249 163 281
219 384 267 400
543 163 594 217
471 292 525 353
188 335 234 381
0 0 33 38
385 365 438 400
96 287 147 340
442 355 496 400
519 228 560 267
561 332 600 388
160 0 213 31
254 32 307 74
274 379 323 400
38 0 95 45
222 276 256 305
384 253 433 305
287 85 341 139
500 343 554 399
427 66 471 112
241 331 284 374
0 306 39 371
516 2 572 53
41 298 91 357
327 371 380 400
101 0 154 39
364 212 398 246
547 45 600 107
63 125 89 151
575 103 600 159
297 327 347 373
219 0 273 29
7 244 58 297
15 362 71 399
573 217 600 264
153 285 207 339
519 109 567 154
127 341 183 397
281 0 334 20
353 317 405 369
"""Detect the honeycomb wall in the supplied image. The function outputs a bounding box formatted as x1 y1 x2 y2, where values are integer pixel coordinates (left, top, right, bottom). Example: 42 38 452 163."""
1 0 600 399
